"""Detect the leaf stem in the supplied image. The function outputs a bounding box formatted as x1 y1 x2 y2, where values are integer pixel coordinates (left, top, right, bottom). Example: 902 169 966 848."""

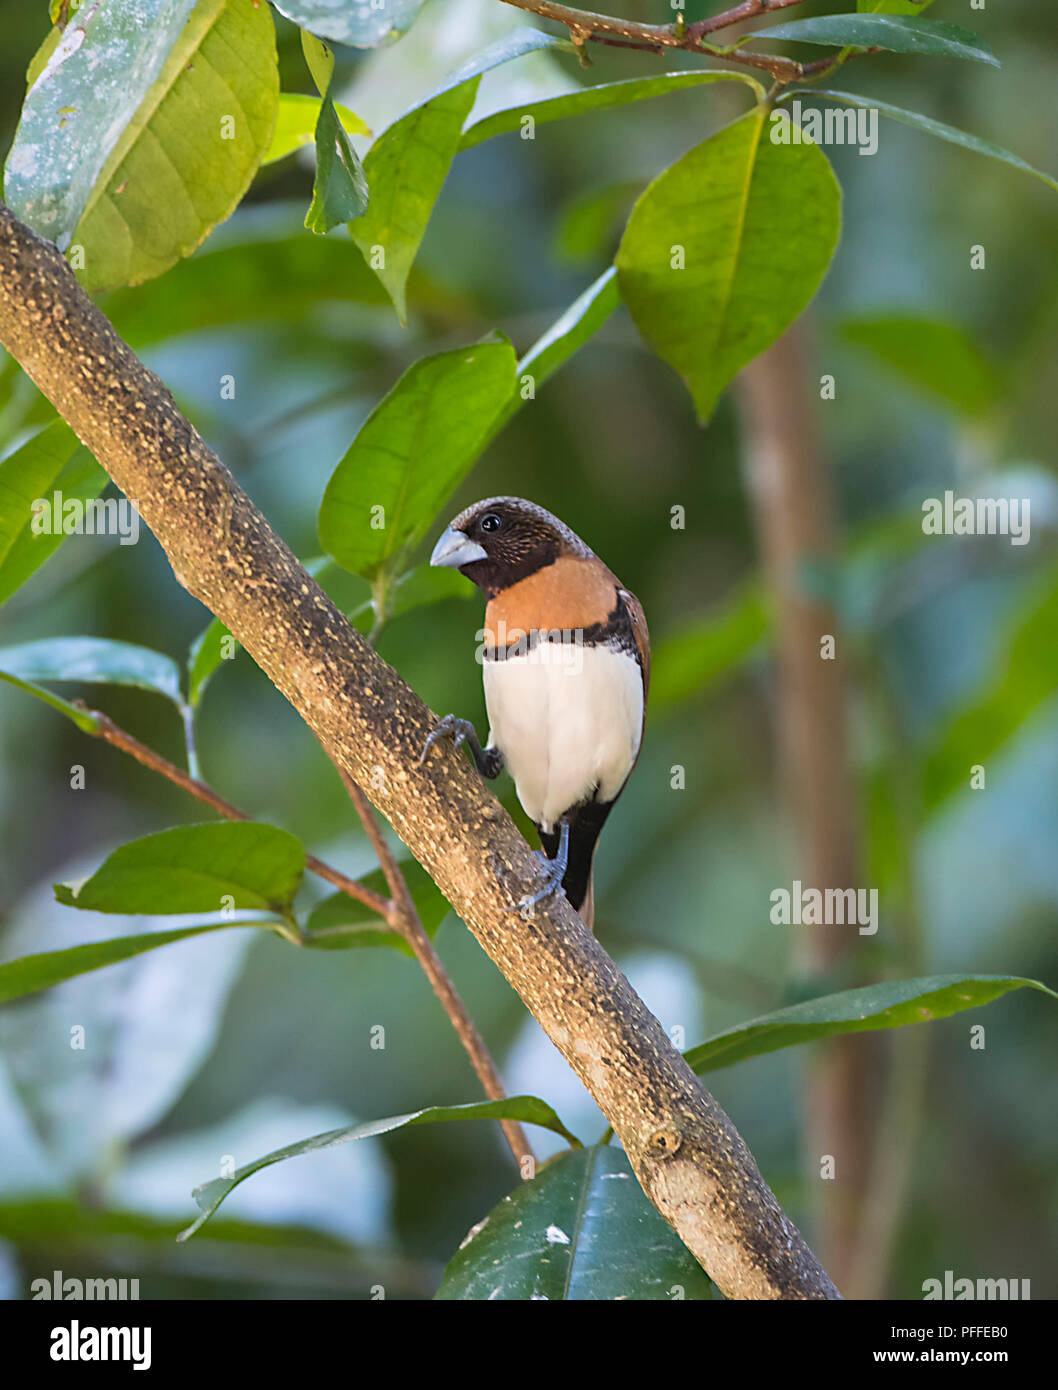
75 703 392 918
338 770 536 1171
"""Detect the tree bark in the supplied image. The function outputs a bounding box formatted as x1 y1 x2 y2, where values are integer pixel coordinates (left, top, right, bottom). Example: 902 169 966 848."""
0 205 840 1300
737 321 876 1293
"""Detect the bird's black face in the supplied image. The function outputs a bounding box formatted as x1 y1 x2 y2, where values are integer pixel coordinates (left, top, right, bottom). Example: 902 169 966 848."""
430 499 566 594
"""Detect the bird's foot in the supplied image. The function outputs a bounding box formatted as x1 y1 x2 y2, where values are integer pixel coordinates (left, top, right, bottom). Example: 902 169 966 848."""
518 851 568 920
418 714 476 767
518 820 571 920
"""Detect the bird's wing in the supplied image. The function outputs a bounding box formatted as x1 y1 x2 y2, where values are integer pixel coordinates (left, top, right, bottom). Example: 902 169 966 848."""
618 586 650 703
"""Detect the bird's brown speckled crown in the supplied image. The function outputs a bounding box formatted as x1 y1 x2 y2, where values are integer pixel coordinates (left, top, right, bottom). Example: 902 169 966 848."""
446 496 595 571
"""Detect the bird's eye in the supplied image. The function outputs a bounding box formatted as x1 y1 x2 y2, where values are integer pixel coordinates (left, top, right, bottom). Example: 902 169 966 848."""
479 513 502 533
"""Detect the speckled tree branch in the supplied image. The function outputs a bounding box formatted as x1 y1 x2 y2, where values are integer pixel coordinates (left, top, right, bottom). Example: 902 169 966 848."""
0 205 839 1301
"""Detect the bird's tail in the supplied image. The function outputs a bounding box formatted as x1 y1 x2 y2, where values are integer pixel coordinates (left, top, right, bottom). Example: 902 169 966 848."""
577 870 595 934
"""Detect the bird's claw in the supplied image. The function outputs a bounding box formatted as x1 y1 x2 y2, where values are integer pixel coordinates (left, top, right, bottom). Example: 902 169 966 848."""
518 850 566 920
419 713 475 767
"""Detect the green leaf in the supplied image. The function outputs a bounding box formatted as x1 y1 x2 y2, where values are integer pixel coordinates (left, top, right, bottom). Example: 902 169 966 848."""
272 0 428 48
838 315 1002 417
350 80 479 323
921 570 1058 812
860 0 936 14
434 27 576 101
0 923 268 1006
755 15 998 66
0 636 184 707
685 975 1056 1074
180 1097 582 1239
459 70 762 152
616 106 841 423
6 0 203 244
787 90 1058 193
306 859 451 953
78 0 277 290
54 822 306 915
318 340 516 579
187 618 237 708
0 421 106 607
263 92 369 165
651 583 769 710
348 29 571 321
7 0 281 292
436 1146 713 1300
305 92 369 233
0 668 101 734
300 27 334 96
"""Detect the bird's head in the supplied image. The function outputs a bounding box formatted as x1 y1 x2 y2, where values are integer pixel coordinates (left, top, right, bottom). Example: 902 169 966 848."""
429 497 592 595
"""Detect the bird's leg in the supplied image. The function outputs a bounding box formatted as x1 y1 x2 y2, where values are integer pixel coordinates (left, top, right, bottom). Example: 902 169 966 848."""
519 818 571 920
419 713 504 779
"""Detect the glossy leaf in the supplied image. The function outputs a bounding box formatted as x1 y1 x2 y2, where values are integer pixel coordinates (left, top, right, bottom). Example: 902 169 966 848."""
10 0 280 292
432 27 575 102
685 975 1056 1074
0 421 106 607
0 636 184 706
437 1146 713 1300
187 618 238 708
300 28 334 96
788 90 1058 193
0 668 101 734
350 80 479 323
839 315 1001 417
859 0 936 14
319 340 516 579
616 107 841 422
756 15 998 66
459 70 762 152
0 923 268 1006
271 0 428 48
305 92 369 233
180 1097 582 1239
54 822 306 915
263 93 369 164
5 0 202 244
348 29 571 321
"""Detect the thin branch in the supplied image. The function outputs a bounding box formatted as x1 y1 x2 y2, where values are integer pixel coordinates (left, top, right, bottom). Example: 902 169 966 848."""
497 0 813 81
339 772 535 1170
690 0 808 39
80 705 391 917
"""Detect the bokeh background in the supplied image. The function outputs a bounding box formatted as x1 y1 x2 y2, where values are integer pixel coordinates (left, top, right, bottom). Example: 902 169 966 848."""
0 0 1055 1299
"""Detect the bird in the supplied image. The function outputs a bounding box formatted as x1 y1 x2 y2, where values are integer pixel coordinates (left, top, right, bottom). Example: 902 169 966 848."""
419 497 649 931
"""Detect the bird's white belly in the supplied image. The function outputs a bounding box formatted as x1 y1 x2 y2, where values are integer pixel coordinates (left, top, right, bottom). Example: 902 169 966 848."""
483 643 643 830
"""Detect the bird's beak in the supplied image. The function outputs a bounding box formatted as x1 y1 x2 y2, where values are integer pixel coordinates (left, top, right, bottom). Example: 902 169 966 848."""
430 526 487 569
